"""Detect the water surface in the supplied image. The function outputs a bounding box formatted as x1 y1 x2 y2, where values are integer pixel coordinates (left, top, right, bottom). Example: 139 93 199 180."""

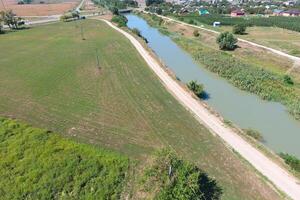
126 14 300 157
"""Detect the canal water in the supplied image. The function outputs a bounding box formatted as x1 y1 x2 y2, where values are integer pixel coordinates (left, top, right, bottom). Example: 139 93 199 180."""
125 14 300 157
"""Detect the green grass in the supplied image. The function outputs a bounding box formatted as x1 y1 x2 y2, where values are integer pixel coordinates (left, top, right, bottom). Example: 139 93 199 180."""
0 117 129 199
0 19 281 199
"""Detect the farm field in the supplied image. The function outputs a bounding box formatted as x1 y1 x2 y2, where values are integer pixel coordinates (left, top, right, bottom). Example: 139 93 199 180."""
216 26 300 57
0 0 79 16
0 19 281 199
0 118 129 199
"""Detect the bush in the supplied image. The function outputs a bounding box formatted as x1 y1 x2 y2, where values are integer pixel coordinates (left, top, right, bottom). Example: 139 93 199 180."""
283 75 294 85
216 32 237 50
111 15 128 27
279 153 300 172
244 129 264 142
187 80 204 98
141 149 222 200
193 30 200 37
110 7 119 15
232 24 246 35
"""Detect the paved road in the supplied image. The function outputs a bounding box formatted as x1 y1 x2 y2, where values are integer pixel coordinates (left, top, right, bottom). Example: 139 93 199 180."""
100 18 300 200
145 12 300 64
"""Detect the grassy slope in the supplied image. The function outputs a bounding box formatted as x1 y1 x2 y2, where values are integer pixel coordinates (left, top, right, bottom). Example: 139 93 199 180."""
0 19 280 199
0 117 129 199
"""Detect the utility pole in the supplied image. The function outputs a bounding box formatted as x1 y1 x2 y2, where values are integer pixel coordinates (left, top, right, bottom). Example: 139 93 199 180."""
80 23 85 40
95 49 100 70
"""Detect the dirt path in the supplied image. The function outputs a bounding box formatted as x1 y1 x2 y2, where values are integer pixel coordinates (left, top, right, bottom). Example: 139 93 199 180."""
99 18 300 200
146 12 300 64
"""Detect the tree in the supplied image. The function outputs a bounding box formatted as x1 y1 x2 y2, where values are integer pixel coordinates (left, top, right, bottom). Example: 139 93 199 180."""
193 30 200 37
111 15 128 27
0 10 23 29
232 24 246 35
187 80 204 98
110 7 119 15
216 32 237 50
283 74 294 85
141 148 222 200
146 0 164 6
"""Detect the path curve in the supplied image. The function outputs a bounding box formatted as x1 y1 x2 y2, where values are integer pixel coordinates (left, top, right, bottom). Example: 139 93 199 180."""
99 18 300 200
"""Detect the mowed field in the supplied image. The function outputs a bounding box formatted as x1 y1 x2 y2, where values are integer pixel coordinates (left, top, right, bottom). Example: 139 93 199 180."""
217 26 300 57
0 20 281 199
0 0 79 16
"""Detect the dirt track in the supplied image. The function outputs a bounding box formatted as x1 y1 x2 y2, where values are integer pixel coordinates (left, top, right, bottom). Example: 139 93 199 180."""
100 18 300 200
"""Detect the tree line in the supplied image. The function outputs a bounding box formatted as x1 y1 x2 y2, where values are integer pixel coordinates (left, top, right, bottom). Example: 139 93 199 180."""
0 10 24 33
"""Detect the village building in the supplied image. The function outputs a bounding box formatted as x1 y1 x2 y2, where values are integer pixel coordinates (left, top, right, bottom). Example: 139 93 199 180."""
231 10 245 17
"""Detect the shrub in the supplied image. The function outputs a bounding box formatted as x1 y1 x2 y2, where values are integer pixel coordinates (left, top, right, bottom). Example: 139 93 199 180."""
111 15 128 27
141 148 222 200
188 19 195 25
193 30 200 37
232 24 246 35
283 75 294 85
279 153 300 172
187 80 204 98
244 129 264 142
216 32 237 50
110 7 119 15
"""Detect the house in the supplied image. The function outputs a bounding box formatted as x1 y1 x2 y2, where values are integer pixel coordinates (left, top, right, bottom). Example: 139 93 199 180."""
231 10 245 17
283 1 295 6
282 10 300 16
198 9 209 15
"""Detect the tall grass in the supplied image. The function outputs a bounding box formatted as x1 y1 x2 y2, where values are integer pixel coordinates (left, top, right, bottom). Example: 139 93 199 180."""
0 118 129 199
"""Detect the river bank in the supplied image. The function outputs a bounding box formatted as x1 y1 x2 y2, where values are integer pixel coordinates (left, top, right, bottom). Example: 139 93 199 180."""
125 12 300 163
138 12 300 121
107 15 300 199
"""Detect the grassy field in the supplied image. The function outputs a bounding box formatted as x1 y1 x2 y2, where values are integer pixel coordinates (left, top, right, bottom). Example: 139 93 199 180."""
216 26 300 57
0 19 281 199
0 117 129 199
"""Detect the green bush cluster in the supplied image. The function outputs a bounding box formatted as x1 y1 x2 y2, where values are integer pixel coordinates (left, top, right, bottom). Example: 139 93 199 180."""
141 149 222 200
0 118 129 199
216 32 237 50
187 80 205 98
279 153 300 173
232 24 247 35
174 37 300 119
111 15 128 27
243 128 264 142
178 14 300 32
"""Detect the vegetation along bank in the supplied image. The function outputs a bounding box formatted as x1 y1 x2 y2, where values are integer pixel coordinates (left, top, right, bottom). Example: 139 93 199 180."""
138 12 300 121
